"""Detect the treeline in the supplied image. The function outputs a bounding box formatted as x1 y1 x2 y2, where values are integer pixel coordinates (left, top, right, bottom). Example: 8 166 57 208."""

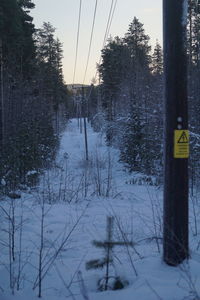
188 0 200 190
0 0 70 190
88 0 200 185
89 17 163 180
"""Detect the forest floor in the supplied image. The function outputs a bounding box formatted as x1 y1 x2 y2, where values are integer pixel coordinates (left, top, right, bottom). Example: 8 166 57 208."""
1 119 200 300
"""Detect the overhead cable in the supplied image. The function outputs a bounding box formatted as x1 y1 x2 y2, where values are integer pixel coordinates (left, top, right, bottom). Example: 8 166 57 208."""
107 0 118 39
102 0 115 48
94 0 118 82
86 0 118 107
72 0 82 85
83 0 98 84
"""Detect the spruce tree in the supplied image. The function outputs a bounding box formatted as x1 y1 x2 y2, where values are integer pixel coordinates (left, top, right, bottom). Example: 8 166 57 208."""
0 1 69 190
86 216 132 291
99 37 124 144
187 0 200 191
152 41 163 75
120 110 145 173
119 18 153 175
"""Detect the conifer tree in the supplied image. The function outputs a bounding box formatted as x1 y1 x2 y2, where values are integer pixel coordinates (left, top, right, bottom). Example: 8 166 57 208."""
99 37 124 144
119 18 153 175
0 1 69 189
152 41 163 75
120 110 145 173
86 216 132 291
187 0 200 190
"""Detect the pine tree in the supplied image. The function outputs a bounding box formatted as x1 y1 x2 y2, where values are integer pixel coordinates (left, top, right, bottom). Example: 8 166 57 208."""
120 111 145 173
0 2 69 190
124 17 151 64
152 41 163 75
148 41 164 177
119 18 154 175
86 216 132 291
187 0 200 191
99 37 125 144
123 17 151 108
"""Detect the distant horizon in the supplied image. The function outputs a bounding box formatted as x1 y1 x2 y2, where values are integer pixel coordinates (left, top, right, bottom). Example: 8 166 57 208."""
31 0 162 85
67 83 91 88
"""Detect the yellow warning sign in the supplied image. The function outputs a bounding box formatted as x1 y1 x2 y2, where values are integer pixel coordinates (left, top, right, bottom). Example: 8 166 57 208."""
174 130 189 158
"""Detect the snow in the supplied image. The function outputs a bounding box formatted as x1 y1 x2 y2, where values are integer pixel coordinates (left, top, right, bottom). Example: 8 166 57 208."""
0 118 200 300
26 170 38 176
182 0 188 27
1 178 6 186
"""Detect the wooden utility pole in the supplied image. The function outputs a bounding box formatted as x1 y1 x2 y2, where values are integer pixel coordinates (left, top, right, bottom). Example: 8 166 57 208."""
163 0 189 266
0 37 4 147
82 86 88 161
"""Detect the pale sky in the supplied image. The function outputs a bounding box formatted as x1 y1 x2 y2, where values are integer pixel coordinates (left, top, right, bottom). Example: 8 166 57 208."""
31 0 162 85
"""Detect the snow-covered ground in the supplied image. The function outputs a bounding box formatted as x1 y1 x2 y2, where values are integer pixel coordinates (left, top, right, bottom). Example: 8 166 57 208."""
1 119 200 300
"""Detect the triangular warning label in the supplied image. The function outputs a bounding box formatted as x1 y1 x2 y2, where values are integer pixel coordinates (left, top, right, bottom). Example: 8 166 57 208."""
177 131 188 143
174 130 189 158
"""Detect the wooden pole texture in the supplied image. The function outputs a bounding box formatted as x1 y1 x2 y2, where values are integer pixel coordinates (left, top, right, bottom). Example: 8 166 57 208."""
163 0 189 266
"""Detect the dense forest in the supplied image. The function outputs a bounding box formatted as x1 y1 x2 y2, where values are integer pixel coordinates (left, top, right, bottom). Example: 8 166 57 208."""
0 0 71 191
1 1 200 299
0 0 200 192
85 0 200 188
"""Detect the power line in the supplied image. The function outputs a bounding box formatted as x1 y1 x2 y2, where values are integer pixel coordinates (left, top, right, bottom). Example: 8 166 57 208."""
102 0 115 48
83 0 98 85
94 0 118 82
79 0 118 160
107 0 118 39
79 0 118 106
83 0 118 110
72 0 82 85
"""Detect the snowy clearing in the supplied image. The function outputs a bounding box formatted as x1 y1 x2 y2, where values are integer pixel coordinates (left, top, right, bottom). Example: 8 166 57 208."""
0 119 200 300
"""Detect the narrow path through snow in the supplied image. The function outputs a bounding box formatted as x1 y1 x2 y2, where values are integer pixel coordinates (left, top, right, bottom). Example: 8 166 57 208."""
1 119 200 300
